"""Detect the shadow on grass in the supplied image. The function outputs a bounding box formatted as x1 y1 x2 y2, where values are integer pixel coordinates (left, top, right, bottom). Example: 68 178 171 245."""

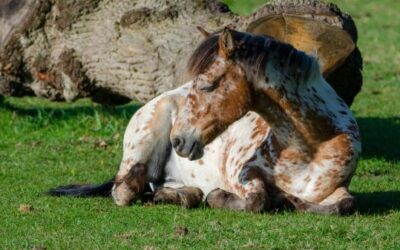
0 99 142 120
2 99 399 161
357 117 400 161
354 191 400 215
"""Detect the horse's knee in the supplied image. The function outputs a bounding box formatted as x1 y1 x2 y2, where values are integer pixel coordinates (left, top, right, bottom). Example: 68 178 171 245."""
154 186 203 208
112 163 147 206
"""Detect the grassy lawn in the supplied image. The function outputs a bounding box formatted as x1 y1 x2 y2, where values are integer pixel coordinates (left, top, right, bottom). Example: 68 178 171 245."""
1 0 399 249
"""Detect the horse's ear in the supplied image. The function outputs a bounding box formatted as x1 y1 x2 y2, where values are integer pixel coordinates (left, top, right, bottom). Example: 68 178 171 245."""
197 26 211 38
218 27 235 58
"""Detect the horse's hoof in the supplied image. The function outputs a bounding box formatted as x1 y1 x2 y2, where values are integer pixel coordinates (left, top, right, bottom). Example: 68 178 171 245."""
179 187 204 208
338 197 356 215
154 187 203 208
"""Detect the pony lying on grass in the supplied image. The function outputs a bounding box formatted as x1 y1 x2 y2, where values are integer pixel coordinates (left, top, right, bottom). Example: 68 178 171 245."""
49 28 361 215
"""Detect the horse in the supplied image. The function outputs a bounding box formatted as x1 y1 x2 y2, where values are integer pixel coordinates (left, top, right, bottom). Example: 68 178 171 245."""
49 28 361 215
169 27 361 214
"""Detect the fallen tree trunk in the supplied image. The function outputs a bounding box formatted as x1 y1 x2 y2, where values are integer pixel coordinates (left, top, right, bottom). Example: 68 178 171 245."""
0 0 362 105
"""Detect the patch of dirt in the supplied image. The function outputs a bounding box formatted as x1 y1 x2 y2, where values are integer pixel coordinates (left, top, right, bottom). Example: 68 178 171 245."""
31 246 46 250
96 139 108 149
30 141 42 147
175 226 188 236
115 231 134 240
19 204 34 213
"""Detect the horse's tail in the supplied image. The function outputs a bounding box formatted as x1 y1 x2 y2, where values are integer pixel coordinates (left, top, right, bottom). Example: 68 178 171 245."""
47 178 114 197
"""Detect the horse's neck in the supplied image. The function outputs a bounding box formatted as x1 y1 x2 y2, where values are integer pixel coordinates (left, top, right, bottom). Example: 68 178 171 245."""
252 74 356 153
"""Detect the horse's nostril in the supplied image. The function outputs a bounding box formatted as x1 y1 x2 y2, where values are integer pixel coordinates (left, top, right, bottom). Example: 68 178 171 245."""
172 137 184 148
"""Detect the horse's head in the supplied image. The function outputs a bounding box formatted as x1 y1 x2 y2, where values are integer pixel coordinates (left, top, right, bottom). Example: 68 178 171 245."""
171 28 253 160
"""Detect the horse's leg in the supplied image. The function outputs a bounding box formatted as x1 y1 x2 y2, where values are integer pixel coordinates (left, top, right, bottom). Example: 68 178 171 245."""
112 96 178 206
153 185 204 208
206 177 268 212
112 163 147 206
283 186 355 215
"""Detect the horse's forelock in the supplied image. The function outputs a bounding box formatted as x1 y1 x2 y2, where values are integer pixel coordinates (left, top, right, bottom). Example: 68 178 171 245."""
187 35 219 77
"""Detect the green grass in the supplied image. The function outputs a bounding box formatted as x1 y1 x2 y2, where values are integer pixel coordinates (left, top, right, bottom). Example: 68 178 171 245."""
1 0 400 249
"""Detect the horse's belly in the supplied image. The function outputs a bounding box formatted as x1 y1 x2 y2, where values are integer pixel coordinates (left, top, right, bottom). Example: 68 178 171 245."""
163 145 226 197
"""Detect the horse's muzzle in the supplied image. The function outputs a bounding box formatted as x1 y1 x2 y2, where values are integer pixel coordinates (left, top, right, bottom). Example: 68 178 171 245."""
172 136 204 160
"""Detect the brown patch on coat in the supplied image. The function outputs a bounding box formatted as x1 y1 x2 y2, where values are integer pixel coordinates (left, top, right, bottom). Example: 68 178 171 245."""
314 134 354 168
250 131 259 140
241 144 253 156
277 148 310 167
313 177 323 192
326 169 340 179
303 175 311 183
220 138 236 188
173 62 251 147
233 183 247 198
275 174 292 186
143 97 175 132
256 87 339 152
203 66 251 143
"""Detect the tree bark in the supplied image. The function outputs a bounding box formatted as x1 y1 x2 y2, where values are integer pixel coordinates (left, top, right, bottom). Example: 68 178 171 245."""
0 0 362 106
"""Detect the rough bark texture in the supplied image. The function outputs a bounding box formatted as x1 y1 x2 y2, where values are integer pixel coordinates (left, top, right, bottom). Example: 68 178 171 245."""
0 0 362 105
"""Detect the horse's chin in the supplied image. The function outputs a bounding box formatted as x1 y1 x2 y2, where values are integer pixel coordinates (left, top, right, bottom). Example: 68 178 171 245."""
174 140 204 161
188 146 204 161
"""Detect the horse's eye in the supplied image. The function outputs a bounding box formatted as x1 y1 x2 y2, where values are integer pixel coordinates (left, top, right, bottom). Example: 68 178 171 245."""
197 74 224 92
199 82 218 92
